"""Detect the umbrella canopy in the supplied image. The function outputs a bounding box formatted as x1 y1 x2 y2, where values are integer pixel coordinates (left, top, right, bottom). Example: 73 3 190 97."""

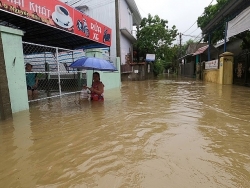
69 57 117 71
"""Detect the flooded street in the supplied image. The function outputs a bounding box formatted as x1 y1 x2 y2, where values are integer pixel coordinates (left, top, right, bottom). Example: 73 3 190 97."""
0 76 250 188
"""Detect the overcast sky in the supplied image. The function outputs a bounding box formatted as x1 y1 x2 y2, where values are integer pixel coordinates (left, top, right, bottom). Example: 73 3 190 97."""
134 0 216 44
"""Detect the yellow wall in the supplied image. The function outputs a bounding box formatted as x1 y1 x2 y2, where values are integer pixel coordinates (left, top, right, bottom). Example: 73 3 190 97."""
203 52 233 85
203 69 220 83
223 56 233 84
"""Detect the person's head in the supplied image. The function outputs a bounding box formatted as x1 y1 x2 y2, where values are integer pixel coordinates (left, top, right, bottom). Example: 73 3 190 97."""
93 72 100 81
82 84 87 89
25 63 33 72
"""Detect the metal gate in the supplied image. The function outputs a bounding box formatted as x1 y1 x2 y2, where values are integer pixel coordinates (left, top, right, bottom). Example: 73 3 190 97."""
180 62 195 78
233 50 250 86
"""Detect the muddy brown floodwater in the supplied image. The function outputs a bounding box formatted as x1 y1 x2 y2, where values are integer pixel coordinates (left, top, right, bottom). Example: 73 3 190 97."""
0 76 250 188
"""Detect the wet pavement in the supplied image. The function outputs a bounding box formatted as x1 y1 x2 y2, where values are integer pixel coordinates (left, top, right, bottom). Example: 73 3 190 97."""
0 76 250 187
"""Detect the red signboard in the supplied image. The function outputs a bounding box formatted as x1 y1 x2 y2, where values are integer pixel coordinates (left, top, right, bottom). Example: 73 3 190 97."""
0 0 111 46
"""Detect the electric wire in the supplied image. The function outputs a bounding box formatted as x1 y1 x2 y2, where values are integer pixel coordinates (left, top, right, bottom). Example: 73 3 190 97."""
182 0 214 34
67 0 114 9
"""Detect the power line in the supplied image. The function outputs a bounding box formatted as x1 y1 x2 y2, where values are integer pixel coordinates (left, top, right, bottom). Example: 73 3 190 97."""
66 0 116 13
182 0 214 34
70 0 82 6
187 27 199 35
136 4 148 16
182 34 201 38
193 33 203 42
91 0 115 9
182 22 197 34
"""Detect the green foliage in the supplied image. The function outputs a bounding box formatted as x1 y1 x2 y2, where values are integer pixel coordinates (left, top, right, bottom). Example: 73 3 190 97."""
197 0 230 44
135 14 179 76
197 0 250 49
136 14 178 60
153 59 165 76
165 62 172 69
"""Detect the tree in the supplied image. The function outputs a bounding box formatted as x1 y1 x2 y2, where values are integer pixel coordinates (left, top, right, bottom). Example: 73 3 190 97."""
197 0 250 49
197 0 229 44
135 14 178 76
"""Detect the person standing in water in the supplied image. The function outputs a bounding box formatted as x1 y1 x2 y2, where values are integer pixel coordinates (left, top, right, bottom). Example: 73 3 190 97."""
85 72 104 101
25 63 39 100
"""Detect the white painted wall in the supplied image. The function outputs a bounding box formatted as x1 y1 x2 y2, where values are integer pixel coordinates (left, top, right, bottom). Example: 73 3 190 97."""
120 34 132 65
119 0 133 65
119 0 133 32
86 1 117 59
60 0 136 65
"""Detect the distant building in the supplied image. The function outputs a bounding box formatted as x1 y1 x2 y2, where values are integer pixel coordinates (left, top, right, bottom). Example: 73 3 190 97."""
180 43 219 78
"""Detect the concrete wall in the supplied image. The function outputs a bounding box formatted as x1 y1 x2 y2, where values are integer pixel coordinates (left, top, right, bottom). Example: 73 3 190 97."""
203 52 233 85
222 54 234 84
120 34 132 65
121 63 154 81
119 0 134 65
0 26 29 119
120 0 133 31
203 69 220 83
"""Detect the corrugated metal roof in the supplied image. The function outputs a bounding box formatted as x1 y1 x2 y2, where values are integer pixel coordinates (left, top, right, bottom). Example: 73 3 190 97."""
192 45 209 56
186 43 208 54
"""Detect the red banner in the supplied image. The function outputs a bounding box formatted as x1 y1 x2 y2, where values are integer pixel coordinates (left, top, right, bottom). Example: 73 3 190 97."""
0 0 111 46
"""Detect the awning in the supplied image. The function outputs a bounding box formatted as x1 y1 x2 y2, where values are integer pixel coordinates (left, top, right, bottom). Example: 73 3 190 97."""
227 6 250 39
192 45 209 56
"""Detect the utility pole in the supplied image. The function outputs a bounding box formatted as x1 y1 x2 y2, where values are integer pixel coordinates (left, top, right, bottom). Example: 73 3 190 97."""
115 0 121 58
179 33 182 58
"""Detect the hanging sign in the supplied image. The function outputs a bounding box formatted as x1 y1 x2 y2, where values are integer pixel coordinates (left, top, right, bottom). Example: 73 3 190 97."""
146 54 155 62
0 0 111 46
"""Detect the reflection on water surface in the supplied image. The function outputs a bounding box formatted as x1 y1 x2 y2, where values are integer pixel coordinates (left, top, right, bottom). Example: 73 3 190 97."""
0 76 250 187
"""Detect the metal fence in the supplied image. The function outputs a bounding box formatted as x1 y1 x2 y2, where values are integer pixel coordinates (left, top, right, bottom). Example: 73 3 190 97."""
180 61 195 78
233 50 250 86
23 42 117 102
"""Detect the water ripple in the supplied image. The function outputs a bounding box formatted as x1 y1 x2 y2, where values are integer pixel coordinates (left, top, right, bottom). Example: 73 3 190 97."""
0 78 250 187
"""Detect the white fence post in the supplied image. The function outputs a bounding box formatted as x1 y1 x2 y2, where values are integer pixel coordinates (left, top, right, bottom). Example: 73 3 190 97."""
56 47 62 96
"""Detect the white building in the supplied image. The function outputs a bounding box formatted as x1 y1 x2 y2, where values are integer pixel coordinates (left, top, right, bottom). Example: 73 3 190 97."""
60 0 142 65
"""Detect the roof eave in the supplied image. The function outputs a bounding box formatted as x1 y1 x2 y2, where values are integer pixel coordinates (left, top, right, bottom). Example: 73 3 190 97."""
125 0 142 25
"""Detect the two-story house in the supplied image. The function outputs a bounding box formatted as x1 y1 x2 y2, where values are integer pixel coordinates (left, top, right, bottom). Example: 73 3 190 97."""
60 0 142 65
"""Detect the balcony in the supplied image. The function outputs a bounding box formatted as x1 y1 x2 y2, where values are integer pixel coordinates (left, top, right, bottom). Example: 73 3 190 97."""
120 28 136 43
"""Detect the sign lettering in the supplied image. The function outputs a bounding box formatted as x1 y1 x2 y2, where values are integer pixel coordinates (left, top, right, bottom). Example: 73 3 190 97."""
29 2 50 17
7 0 24 7
205 59 218 70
